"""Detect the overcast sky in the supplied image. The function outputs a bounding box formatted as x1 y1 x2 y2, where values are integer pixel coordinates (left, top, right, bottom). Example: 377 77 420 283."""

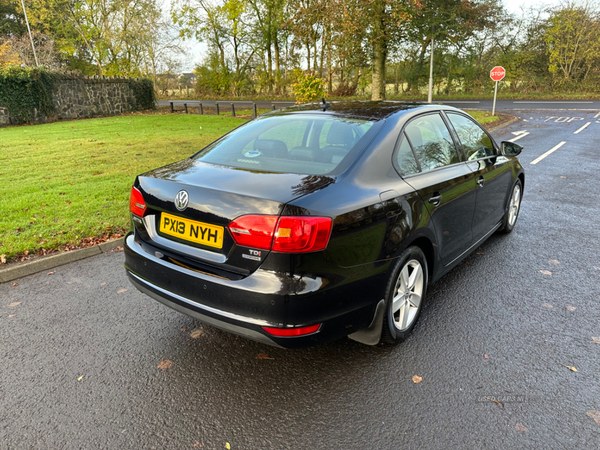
176 0 565 72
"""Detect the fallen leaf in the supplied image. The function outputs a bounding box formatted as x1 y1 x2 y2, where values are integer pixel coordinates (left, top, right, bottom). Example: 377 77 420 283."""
0 254 6 264
8 302 21 307
515 423 528 433
225 443 230 450
561 364 577 372
594 267 600 271
117 288 128 294
542 303 553 308
476 251 485 255
465 261 472 265
412 375 423 384
485 397 504 410
181 328 187 332
560 176 566 179
587 410 600 426
8 314 15 318
256 353 275 360
484 354 490 359
540 270 552 276
101 282 106 286
47 271 54 275
190 329 203 339
566 306 576 311
592 337 600 344
12 282 18 287
193 442 203 448
157 359 173 370
548 260 559 265
78 375 84 381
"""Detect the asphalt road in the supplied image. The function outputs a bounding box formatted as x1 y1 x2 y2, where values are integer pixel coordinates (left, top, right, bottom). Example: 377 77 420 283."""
2 109 600 449
156 98 600 112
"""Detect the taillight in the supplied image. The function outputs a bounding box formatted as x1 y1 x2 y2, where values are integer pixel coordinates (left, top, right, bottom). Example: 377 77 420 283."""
228 215 332 253
262 324 321 337
272 217 332 253
129 186 147 217
228 215 278 250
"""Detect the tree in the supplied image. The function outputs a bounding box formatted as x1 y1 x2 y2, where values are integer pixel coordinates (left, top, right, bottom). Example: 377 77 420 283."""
546 2 600 84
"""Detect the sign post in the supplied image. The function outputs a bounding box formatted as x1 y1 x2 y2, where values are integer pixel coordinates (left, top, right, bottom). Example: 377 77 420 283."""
490 66 505 116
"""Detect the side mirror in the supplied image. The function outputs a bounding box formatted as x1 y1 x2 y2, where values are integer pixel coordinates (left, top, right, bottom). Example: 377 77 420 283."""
500 141 523 157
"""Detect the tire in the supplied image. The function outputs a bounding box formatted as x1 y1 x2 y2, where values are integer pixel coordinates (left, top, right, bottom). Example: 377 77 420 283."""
381 246 428 344
499 179 523 234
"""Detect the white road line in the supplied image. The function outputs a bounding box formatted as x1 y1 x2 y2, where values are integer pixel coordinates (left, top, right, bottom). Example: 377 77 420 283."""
574 122 591 134
508 132 530 142
513 101 594 104
594 112 600 119
442 101 481 103
530 142 566 165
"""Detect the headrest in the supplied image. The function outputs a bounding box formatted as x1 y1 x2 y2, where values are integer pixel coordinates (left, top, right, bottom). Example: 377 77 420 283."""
326 121 354 146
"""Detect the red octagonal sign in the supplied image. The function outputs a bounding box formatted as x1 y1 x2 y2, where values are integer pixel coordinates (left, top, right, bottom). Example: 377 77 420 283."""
490 66 506 82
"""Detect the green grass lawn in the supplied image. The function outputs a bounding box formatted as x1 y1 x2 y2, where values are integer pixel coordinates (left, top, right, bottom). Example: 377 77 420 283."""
0 107 496 263
0 113 253 261
463 110 499 125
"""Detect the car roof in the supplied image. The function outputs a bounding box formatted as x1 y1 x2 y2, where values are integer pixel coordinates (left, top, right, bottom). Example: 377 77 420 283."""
270 101 463 120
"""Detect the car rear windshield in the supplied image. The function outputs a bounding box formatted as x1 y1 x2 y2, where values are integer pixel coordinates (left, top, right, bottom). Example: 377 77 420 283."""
192 114 380 175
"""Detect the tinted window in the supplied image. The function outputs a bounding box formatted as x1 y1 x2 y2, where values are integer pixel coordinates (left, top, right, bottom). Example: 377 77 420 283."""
395 133 420 176
193 115 377 175
404 114 460 172
447 113 494 160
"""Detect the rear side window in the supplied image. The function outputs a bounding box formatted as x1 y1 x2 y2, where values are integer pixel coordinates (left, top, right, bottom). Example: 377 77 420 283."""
395 133 420 176
446 113 494 160
193 114 378 175
404 114 460 172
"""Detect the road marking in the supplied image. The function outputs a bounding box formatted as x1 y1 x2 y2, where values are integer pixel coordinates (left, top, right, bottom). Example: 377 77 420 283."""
574 122 591 134
594 112 600 119
530 142 566 165
508 132 530 142
441 101 481 104
513 101 594 104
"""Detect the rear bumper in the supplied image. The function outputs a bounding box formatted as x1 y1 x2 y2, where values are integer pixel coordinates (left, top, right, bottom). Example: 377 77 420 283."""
124 233 381 348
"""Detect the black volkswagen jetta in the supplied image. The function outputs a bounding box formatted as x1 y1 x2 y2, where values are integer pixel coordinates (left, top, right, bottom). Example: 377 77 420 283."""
124 101 524 348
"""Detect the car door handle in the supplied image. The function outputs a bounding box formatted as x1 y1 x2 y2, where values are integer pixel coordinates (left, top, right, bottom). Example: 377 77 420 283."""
428 193 442 206
477 176 485 187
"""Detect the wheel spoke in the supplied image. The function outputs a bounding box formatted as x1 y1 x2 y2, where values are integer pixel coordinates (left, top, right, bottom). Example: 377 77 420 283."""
399 266 409 292
408 264 422 290
409 293 421 309
392 294 403 314
399 302 410 330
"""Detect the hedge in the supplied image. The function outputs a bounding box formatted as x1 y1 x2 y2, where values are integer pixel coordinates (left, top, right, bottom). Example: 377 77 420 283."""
0 66 56 124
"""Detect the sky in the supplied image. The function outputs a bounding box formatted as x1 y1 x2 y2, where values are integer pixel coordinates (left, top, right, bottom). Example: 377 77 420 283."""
176 0 565 72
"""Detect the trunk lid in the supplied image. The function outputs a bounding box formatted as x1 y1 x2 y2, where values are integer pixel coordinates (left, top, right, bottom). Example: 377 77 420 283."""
135 158 335 274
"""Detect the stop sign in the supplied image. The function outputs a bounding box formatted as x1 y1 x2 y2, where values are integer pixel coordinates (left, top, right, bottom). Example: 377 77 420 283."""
490 66 506 82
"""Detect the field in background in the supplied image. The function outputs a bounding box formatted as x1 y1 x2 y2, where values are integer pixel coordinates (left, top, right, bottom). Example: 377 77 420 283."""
0 107 497 262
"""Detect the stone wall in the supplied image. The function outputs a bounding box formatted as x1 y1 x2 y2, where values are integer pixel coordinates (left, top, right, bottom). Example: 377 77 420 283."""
52 74 140 120
0 73 148 125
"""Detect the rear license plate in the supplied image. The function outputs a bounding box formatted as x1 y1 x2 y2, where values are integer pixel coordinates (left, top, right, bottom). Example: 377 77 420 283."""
159 213 224 249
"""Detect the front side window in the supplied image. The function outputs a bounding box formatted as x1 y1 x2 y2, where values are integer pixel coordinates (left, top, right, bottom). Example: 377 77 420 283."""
404 114 460 172
193 114 378 175
446 113 494 160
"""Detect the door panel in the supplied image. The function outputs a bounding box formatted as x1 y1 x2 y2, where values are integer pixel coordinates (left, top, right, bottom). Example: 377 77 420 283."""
404 164 477 266
466 157 514 241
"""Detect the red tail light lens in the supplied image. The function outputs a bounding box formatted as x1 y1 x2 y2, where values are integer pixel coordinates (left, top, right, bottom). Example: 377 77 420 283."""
129 186 147 217
228 215 332 253
273 217 332 253
228 215 278 250
262 324 321 337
